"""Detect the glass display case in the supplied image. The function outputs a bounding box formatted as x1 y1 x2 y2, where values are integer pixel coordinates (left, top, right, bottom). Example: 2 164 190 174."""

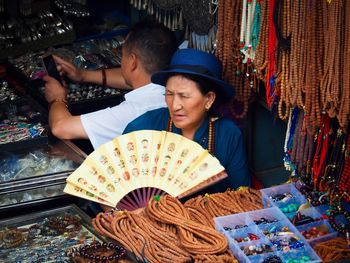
0 204 136 262
0 138 87 218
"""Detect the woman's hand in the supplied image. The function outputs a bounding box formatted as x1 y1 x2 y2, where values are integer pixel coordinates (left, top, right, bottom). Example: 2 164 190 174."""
53 55 85 83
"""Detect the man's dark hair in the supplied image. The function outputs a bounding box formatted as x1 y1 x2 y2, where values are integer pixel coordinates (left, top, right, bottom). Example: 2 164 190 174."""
124 18 177 75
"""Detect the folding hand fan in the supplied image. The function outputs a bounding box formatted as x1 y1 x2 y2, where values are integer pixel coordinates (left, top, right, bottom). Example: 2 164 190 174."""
64 130 227 210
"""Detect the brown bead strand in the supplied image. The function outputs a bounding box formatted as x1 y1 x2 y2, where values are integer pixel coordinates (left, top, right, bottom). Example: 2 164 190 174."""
338 0 350 130
254 0 269 81
321 0 342 118
278 0 292 120
92 189 263 263
146 195 228 255
216 0 251 119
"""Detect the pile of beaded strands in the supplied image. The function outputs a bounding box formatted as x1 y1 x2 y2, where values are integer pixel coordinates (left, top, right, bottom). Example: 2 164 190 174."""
92 188 263 263
313 237 350 262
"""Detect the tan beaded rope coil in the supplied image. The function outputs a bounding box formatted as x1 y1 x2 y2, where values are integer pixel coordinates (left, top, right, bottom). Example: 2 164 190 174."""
92 188 263 262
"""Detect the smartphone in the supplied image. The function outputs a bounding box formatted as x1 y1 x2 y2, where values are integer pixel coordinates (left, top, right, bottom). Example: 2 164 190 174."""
41 54 63 85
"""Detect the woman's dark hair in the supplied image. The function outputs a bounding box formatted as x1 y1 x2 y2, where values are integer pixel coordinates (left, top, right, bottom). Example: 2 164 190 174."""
123 18 177 75
180 73 229 116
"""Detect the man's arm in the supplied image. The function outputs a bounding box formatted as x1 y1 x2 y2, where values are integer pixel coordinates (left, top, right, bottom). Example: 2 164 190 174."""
44 75 88 140
53 56 131 90
81 67 130 89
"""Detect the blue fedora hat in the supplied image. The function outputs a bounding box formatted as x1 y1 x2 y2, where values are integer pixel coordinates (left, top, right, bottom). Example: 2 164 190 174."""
151 48 235 97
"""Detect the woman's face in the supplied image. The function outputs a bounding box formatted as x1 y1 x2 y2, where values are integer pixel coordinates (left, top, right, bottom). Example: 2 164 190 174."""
165 75 215 137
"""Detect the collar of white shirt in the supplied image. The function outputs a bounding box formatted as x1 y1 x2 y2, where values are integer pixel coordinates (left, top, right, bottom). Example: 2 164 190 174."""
124 83 165 102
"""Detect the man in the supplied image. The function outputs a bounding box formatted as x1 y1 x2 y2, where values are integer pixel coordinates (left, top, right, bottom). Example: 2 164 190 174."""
44 19 177 149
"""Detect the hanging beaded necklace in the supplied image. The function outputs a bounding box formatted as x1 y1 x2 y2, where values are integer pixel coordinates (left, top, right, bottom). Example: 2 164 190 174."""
254 0 269 81
338 0 350 130
166 117 215 155
216 0 252 119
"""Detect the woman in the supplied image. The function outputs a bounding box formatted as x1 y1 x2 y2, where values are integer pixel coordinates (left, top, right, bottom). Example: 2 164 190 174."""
123 48 250 193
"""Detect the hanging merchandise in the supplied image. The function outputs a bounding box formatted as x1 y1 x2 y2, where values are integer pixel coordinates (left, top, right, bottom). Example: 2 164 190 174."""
216 0 254 119
129 0 183 31
181 0 217 52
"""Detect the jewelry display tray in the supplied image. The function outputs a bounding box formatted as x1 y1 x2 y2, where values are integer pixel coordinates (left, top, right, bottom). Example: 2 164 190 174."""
0 96 49 152
260 183 338 246
215 207 322 263
0 204 137 263
0 139 86 217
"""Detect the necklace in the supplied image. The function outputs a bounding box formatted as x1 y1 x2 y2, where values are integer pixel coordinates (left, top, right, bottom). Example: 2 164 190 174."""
167 117 215 155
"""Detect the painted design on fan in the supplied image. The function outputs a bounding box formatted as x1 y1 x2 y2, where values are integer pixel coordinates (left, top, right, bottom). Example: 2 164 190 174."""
78 178 88 185
123 171 130 180
98 175 106 183
142 153 149 162
179 182 188 189
99 192 108 198
175 160 183 168
164 155 171 165
160 168 167 177
152 166 157 177
168 142 175 152
118 159 126 169
106 184 115 192
90 167 98 176
181 149 189 157
74 186 82 192
199 162 209 172
132 168 140 177
86 192 94 197
107 166 115 175
141 139 149 149
127 142 135 151
141 168 149 176
129 155 137 165
183 166 190 174
64 130 226 210
100 155 108 164
113 147 121 157
88 185 98 192
168 173 174 181
189 171 199 180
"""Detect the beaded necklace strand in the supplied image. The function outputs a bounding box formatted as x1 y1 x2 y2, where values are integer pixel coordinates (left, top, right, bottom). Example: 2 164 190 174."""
166 117 215 155
339 0 350 130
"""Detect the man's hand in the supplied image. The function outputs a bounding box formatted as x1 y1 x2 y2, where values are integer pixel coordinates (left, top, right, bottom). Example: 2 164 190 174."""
43 75 67 103
53 55 85 83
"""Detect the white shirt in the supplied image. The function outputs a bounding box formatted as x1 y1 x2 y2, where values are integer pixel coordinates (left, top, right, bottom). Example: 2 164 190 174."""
81 83 166 149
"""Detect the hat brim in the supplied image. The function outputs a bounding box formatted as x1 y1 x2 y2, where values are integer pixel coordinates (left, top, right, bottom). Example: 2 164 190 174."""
151 68 235 98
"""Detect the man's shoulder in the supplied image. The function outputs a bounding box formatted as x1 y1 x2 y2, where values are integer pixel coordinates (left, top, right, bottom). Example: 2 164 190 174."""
126 83 165 98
